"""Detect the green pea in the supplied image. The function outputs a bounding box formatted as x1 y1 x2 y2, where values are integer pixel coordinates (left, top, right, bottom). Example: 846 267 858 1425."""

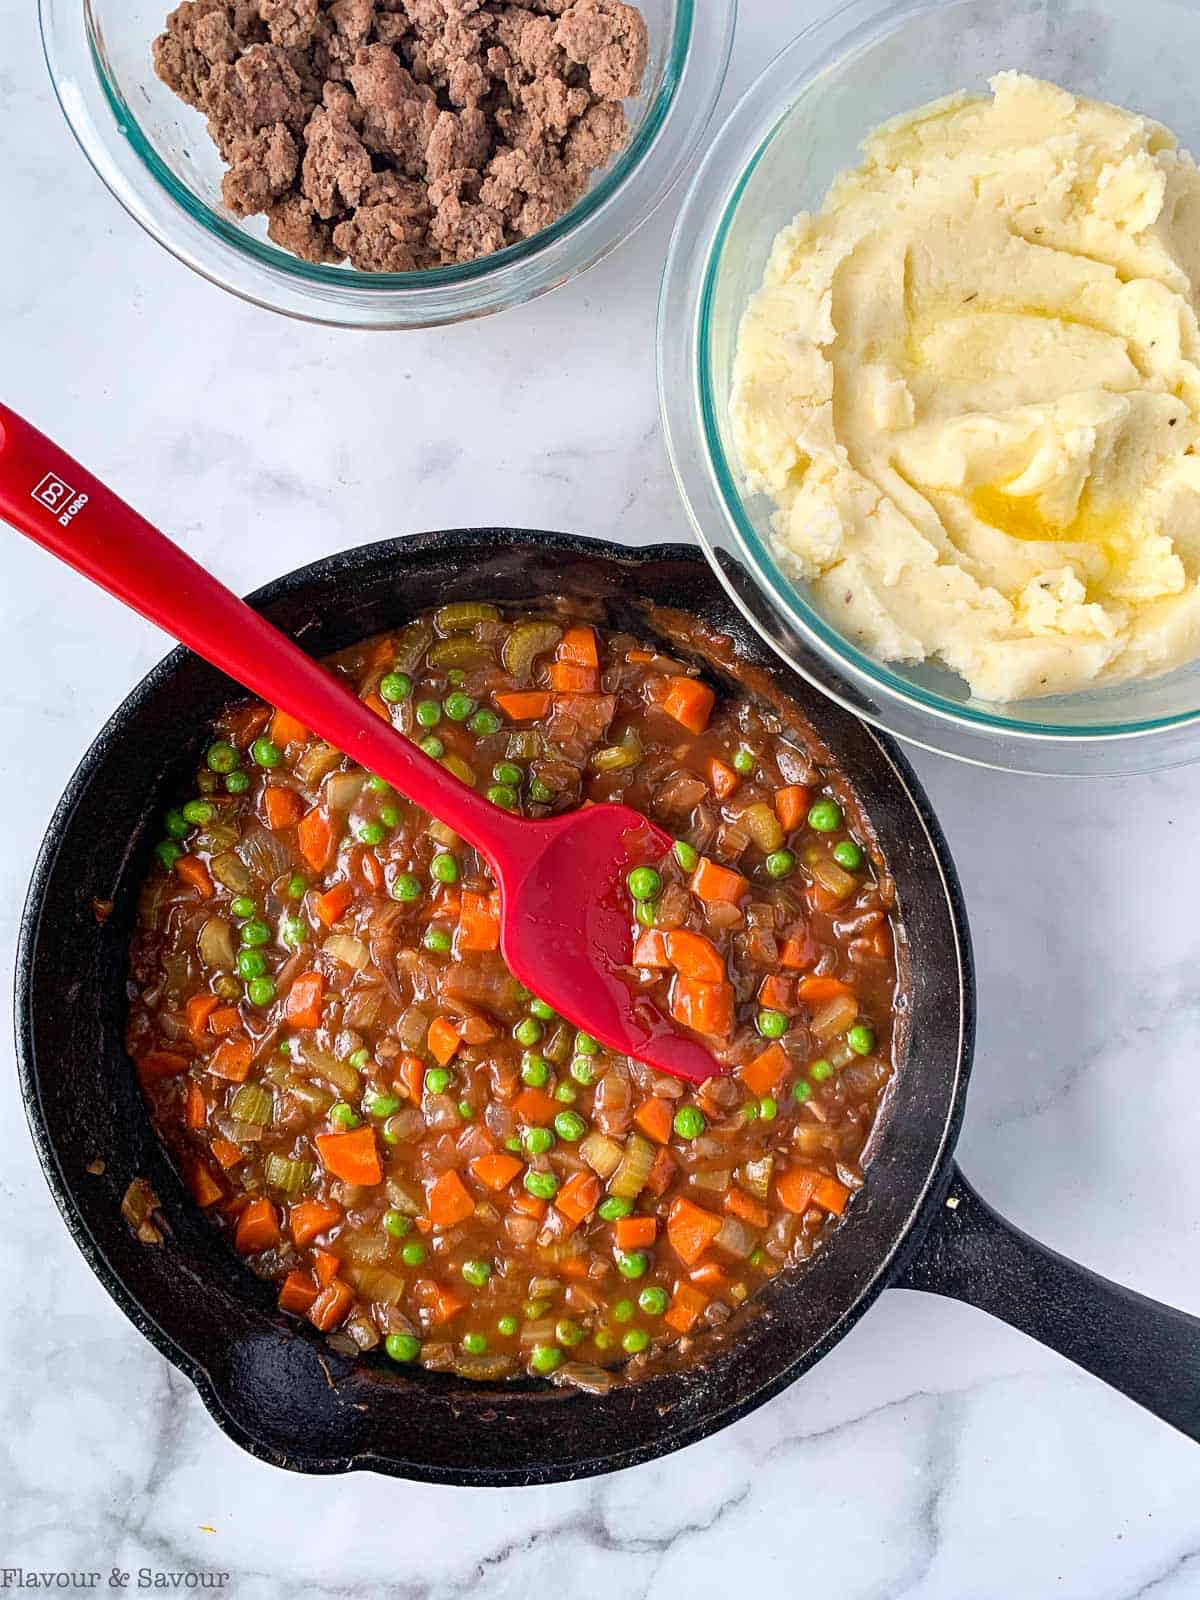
469 710 502 736
732 749 755 775
286 874 307 900
385 1332 421 1363
523 1126 554 1156
622 1328 650 1354
460 1332 487 1356
673 1106 705 1140
638 1286 669 1316
748 1249 766 1269
181 799 215 826
595 1329 615 1351
251 737 281 769
225 771 251 795
847 1023 876 1056
757 1009 788 1039
447 670 467 689
444 692 476 723
205 741 239 774
529 779 555 804
598 1196 633 1221
493 762 523 787
793 1080 812 1104
330 1103 360 1130
833 840 864 871
765 850 796 880
514 1016 543 1047
554 1111 587 1142
810 1058 834 1083
416 700 442 728
366 775 391 793
635 900 658 928
673 840 699 873
486 784 519 811
520 1053 550 1087
418 735 445 759
498 1315 519 1337
355 820 386 847
380 672 412 704
808 799 843 833
616 1250 649 1280
529 997 555 1021
401 1239 427 1267
431 852 459 885
758 1096 778 1122
348 1048 371 1070
524 1169 559 1200
155 840 184 871
280 915 308 948
523 1299 550 1320
530 1345 563 1375
462 1259 491 1287
236 949 267 980
240 920 271 948
504 1136 523 1154
164 809 190 840
425 1067 452 1095
555 1318 585 1348
230 896 257 920
423 927 452 954
570 1056 595 1086
457 1099 474 1121
574 1031 598 1057
383 1210 411 1239
611 1298 635 1324
364 1090 401 1118
554 1082 577 1104
627 866 662 903
742 1100 759 1122
247 977 276 1007
392 873 422 902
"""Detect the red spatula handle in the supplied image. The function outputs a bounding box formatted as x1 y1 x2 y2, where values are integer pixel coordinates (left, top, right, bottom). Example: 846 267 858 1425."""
0 403 526 865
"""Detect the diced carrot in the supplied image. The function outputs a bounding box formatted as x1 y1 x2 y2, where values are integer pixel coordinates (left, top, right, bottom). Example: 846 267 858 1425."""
644 1146 677 1197
313 1249 342 1287
548 660 599 693
139 1049 192 1079
314 881 355 928
427 1015 462 1067
308 1279 354 1332
708 757 739 800
665 929 725 983
289 1199 343 1248
297 806 336 871
456 1012 498 1046
512 1087 557 1125
661 676 715 735
208 1035 253 1083
284 970 325 1030
689 857 748 905
208 1006 243 1036
663 1283 708 1334
511 1190 547 1221
234 1197 281 1253
689 1261 733 1296
363 691 391 721
740 1043 790 1097
315 1127 382 1186
798 976 856 1004
470 1151 523 1191
184 1081 208 1130
626 648 655 664
779 933 819 971
776 1168 818 1215
725 1187 770 1228
354 846 385 894
670 975 734 1037
495 690 551 721
186 994 220 1035
555 1170 602 1225
632 929 671 968
175 854 214 897
666 1196 723 1266
210 1136 243 1171
634 1096 674 1146
429 1284 468 1325
427 1169 475 1228
263 784 306 831
758 974 795 1013
808 884 844 913
561 1254 592 1280
186 1161 224 1208
775 785 811 833
615 1215 657 1251
458 888 500 953
813 1175 852 1216
397 1052 426 1103
278 1270 319 1315
559 625 599 669
270 708 308 748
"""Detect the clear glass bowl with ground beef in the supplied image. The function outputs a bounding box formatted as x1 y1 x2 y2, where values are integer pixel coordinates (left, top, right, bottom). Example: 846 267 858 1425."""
41 0 734 328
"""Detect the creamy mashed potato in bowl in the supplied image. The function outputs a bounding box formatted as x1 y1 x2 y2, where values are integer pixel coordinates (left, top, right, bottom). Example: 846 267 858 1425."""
658 0 1200 774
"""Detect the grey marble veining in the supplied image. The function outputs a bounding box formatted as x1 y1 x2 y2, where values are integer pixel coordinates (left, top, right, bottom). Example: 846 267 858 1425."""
3 2 1200 1595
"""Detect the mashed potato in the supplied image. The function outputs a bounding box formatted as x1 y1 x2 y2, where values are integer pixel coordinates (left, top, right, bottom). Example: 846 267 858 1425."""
731 73 1200 702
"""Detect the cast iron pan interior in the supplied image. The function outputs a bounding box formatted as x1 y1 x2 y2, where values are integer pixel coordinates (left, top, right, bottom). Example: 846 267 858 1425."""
15 531 971 1484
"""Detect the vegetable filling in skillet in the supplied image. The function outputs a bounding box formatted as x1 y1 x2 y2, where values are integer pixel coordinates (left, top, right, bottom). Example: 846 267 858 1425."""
126 601 903 1386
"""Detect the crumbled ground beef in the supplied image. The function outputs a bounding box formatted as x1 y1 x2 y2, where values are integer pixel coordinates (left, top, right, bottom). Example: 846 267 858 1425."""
153 0 647 271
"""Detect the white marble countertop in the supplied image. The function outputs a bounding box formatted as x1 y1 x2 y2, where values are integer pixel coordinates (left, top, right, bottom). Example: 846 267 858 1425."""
4 1 1200 1594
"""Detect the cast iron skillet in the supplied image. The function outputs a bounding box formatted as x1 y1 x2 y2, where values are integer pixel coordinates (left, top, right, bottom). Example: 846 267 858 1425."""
16 531 1200 1484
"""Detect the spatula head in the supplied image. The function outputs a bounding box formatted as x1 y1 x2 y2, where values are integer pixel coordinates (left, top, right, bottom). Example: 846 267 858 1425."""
497 804 726 1085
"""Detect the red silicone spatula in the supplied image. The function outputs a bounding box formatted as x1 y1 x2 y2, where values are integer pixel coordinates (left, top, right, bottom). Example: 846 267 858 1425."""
0 403 725 1083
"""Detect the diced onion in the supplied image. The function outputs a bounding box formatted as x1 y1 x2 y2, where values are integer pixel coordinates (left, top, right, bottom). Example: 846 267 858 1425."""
324 771 365 813
210 851 253 895
323 934 369 972
198 916 237 971
739 1155 774 1201
296 742 343 787
714 1216 755 1259
810 994 859 1040
811 858 858 899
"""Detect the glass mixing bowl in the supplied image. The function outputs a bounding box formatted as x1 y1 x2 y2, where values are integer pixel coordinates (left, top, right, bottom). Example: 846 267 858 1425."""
42 0 734 329
659 0 1200 775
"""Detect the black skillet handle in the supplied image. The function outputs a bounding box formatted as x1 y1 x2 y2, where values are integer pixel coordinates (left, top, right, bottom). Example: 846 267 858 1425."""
897 1165 1200 1442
